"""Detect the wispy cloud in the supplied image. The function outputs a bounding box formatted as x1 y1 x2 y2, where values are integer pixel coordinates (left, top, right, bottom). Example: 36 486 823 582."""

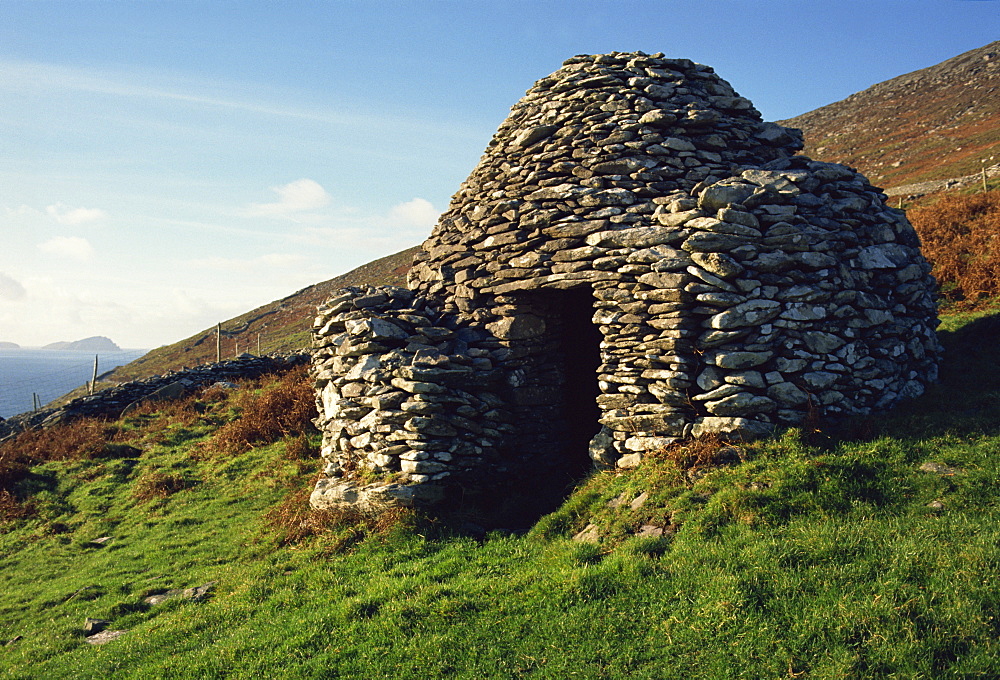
389 197 440 229
246 179 332 218
38 236 95 261
6 203 106 226
45 203 107 226
0 60 483 139
187 253 309 273
294 195 438 251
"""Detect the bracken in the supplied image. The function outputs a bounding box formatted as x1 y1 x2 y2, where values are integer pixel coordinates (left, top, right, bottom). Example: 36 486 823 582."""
910 188 1000 303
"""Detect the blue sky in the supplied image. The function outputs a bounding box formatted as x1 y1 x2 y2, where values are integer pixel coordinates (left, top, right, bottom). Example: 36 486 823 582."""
0 0 998 348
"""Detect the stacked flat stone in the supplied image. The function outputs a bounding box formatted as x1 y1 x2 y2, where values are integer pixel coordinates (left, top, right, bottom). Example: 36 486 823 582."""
310 52 941 509
310 286 514 509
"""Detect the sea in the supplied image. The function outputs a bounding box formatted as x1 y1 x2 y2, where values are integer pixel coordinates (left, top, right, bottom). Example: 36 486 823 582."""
0 348 148 419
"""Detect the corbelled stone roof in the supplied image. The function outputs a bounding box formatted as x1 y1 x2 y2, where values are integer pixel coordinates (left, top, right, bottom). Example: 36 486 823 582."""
310 52 941 512
408 51 802 301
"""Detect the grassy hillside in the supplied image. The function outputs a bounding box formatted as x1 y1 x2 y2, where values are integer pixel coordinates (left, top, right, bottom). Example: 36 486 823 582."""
107 246 419 382
3 300 1000 678
779 40 1000 191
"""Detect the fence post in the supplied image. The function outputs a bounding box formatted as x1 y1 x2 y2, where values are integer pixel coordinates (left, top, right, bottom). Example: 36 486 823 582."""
257 333 261 356
216 323 221 363
983 160 989 193
89 354 98 395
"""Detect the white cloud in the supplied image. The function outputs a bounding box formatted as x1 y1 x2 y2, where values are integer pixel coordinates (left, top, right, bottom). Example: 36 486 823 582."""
247 179 331 217
45 203 107 225
38 236 95 261
388 197 440 229
0 272 27 301
293 197 438 251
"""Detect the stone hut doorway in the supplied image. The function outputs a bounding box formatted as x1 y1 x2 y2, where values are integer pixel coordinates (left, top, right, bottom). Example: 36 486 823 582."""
500 285 602 524
550 286 603 471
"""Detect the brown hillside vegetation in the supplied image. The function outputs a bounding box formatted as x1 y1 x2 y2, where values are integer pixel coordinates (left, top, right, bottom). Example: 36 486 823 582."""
780 41 1000 190
909 188 1000 303
204 364 316 456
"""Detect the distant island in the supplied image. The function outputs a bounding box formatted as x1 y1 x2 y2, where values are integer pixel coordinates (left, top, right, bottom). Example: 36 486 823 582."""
0 341 20 349
42 336 122 352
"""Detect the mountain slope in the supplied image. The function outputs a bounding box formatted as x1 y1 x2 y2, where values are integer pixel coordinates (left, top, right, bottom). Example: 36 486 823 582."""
779 40 1000 190
108 246 419 381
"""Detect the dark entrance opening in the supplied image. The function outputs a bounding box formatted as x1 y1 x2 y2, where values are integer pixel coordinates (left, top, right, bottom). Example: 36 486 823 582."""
486 286 603 530
553 286 604 475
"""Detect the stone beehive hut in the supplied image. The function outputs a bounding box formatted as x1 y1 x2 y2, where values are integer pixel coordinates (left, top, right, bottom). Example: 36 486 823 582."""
310 52 942 511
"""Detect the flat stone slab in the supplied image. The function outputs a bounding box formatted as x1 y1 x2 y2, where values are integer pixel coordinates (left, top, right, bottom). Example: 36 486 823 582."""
85 630 128 645
572 524 601 543
918 462 965 476
143 582 216 606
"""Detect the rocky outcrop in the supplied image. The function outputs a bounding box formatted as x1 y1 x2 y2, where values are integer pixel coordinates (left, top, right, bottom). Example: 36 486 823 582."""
310 52 942 510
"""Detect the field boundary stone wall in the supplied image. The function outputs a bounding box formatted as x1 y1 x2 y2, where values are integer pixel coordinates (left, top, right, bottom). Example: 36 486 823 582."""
0 354 308 443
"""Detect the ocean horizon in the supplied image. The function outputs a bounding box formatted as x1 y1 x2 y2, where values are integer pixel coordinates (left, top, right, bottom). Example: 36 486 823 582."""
0 348 147 419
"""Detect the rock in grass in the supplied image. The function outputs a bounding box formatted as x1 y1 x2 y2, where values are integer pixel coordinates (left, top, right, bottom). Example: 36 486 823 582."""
143 582 216 606
85 630 128 645
572 524 601 543
83 618 109 636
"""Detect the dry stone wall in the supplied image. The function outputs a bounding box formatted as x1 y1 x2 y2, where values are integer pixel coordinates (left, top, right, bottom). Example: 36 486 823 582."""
0 354 308 443
310 52 942 511
311 286 514 508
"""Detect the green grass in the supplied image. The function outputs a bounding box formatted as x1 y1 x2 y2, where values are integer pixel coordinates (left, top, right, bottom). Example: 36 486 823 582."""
4 304 1000 678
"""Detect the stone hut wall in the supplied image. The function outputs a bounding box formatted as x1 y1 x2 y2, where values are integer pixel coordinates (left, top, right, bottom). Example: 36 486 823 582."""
309 52 942 510
310 287 513 508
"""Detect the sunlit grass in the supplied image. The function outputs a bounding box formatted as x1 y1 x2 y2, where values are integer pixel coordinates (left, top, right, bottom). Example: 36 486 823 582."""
3 305 1000 678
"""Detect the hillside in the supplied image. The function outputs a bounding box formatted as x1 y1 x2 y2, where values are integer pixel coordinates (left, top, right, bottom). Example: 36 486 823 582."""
107 246 419 382
2 303 1000 677
779 40 1000 191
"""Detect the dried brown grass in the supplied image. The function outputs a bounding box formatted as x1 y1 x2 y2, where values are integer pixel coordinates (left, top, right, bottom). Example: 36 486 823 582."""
909 189 1000 303
0 419 118 519
132 470 197 502
264 472 413 550
0 489 30 522
652 434 729 472
206 365 317 456
1 419 112 464
264 479 361 547
282 434 318 461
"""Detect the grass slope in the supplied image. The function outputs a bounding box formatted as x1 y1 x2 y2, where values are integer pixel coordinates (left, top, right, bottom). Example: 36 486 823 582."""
2 304 1000 678
108 246 419 382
